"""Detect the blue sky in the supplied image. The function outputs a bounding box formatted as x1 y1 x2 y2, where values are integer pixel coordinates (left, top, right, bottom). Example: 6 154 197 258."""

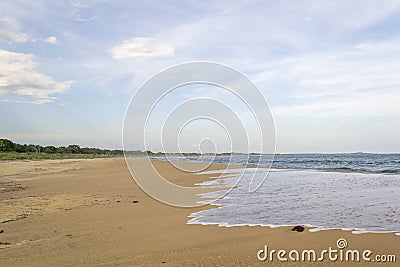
1 0 400 153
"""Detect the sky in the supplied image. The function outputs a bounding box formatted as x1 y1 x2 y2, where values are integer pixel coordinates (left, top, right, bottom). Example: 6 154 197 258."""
1 0 400 153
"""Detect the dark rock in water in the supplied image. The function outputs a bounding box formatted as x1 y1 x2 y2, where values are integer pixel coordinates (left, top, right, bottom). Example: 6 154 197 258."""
292 225 305 232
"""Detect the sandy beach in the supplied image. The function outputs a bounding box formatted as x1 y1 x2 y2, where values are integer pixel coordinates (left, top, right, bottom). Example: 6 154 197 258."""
0 158 398 266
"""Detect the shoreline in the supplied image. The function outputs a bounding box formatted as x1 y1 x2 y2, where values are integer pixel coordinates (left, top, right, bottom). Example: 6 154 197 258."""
0 158 398 266
2 154 399 175
189 167 400 236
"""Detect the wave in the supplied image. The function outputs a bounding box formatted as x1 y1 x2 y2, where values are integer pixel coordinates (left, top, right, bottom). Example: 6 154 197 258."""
188 168 400 235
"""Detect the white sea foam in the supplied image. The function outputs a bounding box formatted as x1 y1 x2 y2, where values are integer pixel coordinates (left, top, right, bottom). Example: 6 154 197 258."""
188 168 400 234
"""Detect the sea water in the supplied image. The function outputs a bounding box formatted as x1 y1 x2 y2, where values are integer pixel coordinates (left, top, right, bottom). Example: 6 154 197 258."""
188 168 400 234
161 153 400 174
153 154 400 234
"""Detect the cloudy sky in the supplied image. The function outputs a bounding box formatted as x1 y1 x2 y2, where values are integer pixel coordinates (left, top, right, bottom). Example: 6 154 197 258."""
1 0 400 153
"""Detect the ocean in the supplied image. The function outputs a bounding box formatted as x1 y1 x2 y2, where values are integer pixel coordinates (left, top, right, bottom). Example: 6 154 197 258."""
153 154 400 234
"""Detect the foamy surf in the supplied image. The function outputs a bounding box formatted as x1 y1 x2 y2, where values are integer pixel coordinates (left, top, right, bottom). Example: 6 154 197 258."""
188 168 400 235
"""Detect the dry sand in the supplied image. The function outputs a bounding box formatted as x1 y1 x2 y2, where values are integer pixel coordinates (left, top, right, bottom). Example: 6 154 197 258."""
0 158 398 266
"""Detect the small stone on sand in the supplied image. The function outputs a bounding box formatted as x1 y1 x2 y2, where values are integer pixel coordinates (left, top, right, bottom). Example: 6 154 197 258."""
291 225 305 232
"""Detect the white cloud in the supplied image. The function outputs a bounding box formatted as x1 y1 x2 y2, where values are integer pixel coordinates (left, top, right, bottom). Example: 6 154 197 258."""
0 20 29 43
70 0 98 22
0 49 73 104
274 90 400 118
45 36 57 44
252 38 400 118
109 37 174 59
298 0 400 30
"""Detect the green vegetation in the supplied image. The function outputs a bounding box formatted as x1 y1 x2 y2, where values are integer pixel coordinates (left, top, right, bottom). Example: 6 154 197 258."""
0 138 146 161
0 152 120 161
0 138 239 161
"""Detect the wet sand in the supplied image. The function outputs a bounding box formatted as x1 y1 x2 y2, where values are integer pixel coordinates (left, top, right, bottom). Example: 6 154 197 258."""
0 158 398 266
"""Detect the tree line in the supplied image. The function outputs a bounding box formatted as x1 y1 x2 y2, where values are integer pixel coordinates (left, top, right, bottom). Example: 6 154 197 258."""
0 139 238 157
0 139 146 156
